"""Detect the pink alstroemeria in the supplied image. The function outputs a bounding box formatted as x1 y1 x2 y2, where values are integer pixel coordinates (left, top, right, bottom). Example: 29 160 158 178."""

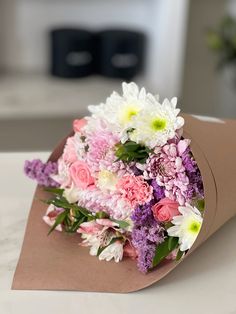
42 204 64 232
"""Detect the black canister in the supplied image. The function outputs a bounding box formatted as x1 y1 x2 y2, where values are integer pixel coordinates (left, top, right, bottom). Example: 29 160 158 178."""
96 29 146 79
50 28 95 78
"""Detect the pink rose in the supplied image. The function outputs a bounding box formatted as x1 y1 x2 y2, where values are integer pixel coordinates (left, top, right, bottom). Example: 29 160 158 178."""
152 198 180 222
69 160 94 189
73 118 87 133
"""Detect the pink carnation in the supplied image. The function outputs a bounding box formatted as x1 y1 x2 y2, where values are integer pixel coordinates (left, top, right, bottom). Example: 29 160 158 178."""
116 175 153 208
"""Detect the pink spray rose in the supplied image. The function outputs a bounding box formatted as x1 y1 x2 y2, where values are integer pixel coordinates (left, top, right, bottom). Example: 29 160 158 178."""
152 197 180 222
73 118 87 133
70 160 94 189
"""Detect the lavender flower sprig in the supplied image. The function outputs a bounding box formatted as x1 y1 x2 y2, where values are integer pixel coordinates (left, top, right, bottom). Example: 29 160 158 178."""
24 159 59 187
131 201 165 273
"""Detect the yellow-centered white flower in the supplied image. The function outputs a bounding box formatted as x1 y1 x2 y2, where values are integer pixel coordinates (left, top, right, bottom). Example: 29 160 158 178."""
167 204 203 252
129 97 184 148
87 82 160 133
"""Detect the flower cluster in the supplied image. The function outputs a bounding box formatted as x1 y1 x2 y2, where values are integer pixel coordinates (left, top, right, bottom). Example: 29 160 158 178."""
25 82 205 273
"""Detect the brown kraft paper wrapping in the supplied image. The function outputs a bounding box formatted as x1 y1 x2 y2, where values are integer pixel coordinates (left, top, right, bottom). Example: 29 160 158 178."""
11 114 236 293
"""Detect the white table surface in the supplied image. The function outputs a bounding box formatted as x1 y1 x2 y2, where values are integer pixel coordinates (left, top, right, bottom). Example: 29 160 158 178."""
1 152 236 314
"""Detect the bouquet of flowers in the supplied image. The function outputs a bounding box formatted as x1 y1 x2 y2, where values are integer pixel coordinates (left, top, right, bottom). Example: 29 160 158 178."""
24 83 205 273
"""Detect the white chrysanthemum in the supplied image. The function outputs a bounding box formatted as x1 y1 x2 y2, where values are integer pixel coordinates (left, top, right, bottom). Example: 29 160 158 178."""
167 204 203 252
98 241 123 263
129 97 184 148
87 82 159 133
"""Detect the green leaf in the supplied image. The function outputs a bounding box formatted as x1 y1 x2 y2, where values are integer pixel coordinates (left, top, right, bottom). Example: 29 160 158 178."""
197 199 205 212
48 199 72 209
47 209 69 235
115 141 151 163
75 205 91 218
164 221 173 230
68 216 86 233
168 236 177 251
176 249 185 261
152 237 179 267
44 187 64 196
47 197 91 219
111 219 130 229
95 211 109 219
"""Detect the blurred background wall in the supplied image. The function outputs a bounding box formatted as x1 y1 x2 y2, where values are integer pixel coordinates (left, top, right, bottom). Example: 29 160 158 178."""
0 0 188 97
0 0 235 151
182 0 227 117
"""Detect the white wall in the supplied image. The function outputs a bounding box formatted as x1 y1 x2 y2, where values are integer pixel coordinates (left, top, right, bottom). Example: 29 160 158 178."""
227 0 236 15
0 0 189 98
182 0 236 118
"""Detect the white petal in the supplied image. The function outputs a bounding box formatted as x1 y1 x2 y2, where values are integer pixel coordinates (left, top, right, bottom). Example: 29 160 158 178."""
171 97 178 108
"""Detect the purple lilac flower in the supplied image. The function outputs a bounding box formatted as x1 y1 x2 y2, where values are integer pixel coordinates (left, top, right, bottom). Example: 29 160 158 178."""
24 159 59 187
131 201 165 273
181 147 204 199
151 179 165 201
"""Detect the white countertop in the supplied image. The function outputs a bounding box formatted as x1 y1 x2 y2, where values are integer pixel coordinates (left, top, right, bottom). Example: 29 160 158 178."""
0 74 143 120
0 75 125 119
1 152 236 314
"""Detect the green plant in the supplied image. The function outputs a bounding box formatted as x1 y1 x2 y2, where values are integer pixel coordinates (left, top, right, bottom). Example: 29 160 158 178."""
207 15 236 68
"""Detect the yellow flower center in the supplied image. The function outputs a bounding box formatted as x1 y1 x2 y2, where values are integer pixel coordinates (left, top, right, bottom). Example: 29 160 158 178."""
150 118 167 131
120 104 140 125
188 220 201 234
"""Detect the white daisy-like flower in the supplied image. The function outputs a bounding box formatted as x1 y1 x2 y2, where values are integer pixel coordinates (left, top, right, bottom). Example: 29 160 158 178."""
98 241 123 263
87 82 159 133
167 204 203 252
129 97 184 148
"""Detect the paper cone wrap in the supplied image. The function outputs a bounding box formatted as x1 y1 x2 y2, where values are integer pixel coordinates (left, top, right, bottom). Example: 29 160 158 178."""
12 114 236 292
